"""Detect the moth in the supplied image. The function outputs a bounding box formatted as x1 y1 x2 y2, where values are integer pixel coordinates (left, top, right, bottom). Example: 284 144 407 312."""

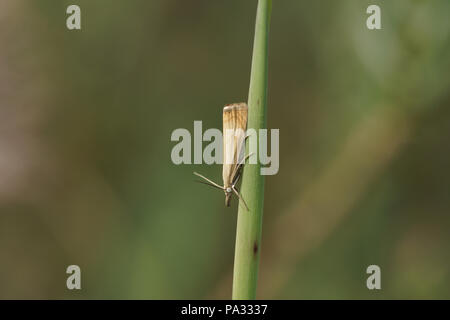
194 102 250 210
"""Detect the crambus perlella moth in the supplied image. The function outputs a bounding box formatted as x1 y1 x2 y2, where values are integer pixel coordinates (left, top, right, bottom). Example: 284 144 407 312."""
194 102 250 210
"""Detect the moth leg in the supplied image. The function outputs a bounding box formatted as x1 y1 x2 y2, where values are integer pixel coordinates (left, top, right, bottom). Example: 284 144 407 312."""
232 186 249 211
195 179 224 191
193 172 224 190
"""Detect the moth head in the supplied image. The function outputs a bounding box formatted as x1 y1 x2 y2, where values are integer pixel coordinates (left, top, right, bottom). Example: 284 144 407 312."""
225 187 232 207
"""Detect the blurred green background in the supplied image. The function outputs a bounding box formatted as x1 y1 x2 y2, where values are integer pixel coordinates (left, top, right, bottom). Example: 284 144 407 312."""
1 0 449 299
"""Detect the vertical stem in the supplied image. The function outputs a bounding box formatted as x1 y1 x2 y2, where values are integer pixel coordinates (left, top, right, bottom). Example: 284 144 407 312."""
232 0 271 300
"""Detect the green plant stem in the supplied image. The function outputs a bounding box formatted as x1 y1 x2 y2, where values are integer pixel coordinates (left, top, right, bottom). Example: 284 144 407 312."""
232 0 271 300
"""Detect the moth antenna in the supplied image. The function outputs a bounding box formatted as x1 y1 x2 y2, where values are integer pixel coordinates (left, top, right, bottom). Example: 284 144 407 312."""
232 186 249 211
230 152 254 184
232 171 242 186
244 152 254 163
193 172 224 190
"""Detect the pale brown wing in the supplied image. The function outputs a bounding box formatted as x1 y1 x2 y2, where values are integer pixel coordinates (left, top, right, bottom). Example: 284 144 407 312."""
222 103 248 188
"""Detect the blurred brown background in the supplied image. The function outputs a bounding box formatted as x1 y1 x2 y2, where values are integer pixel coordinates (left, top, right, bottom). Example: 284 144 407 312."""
0 0 449 299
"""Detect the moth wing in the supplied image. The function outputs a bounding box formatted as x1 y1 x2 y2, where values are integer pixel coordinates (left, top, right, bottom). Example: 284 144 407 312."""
222 103 248 187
